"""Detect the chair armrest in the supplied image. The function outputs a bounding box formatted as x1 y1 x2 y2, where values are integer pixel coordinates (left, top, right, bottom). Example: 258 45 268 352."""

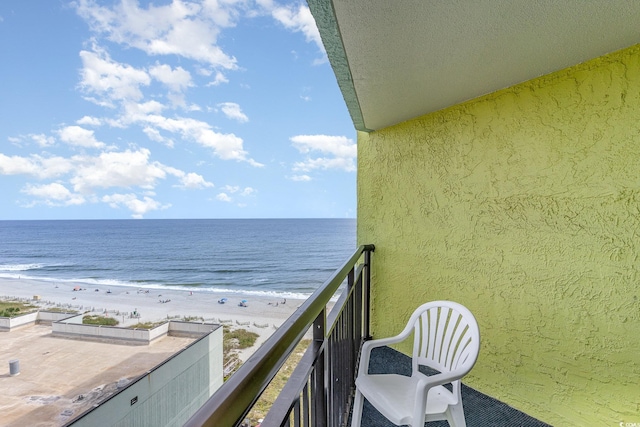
418 371 460 389
409 371 461 422
357 332 413 377
361 315 417 354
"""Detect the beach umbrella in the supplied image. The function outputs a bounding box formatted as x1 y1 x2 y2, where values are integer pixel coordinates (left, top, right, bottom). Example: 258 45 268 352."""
73 286 81 291
241 299 247 303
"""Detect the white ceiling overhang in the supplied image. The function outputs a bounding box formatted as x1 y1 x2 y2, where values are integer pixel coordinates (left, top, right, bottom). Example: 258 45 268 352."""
308 0 640 132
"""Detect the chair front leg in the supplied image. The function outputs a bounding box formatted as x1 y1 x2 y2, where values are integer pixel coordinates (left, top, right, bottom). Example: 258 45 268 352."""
446 402 467 427
350 389 365 427
411 386 429 427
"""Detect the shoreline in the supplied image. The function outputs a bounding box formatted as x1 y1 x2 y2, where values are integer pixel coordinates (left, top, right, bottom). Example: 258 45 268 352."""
0 272 314 301
0 277 305 361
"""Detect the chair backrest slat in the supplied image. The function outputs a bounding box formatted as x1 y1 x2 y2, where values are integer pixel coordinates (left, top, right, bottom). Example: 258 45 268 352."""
434 307 450 364
445 318 467 369
453 333 473 370
440 308 460 367
412 301 479 375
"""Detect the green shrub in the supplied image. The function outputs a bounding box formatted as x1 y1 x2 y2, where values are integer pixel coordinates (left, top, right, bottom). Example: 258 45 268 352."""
130 321 166 329
182 315 204 322
0 301 37 317
44 307 78 314
222 327 260 379
224 327 259 350
82 315 119 326
248 340 310 423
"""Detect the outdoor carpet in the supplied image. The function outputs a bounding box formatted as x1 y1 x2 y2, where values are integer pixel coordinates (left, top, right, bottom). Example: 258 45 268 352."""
351 346 552 427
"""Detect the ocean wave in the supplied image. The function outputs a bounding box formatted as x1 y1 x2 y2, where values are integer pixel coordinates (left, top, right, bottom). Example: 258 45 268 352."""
120 283 313 300
0 273 143 289
66 279 315 300
192 287 313 300
0 265 340 301
69 277 145 288
0 271 315 300
0 263 45 272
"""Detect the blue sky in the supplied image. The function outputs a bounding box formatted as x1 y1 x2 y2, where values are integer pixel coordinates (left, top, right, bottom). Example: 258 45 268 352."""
0 0 356 220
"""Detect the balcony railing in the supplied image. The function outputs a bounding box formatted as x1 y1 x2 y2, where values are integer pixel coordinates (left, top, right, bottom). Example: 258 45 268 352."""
184 244 375 427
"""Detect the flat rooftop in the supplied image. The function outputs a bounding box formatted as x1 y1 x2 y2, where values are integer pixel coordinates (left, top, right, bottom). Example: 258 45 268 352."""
0 324 195 427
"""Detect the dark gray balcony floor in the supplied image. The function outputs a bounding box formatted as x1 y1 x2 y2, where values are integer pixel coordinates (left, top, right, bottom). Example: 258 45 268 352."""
353 346 551 427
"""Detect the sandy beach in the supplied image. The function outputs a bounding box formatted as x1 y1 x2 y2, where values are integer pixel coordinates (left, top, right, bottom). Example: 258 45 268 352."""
0 277 305 359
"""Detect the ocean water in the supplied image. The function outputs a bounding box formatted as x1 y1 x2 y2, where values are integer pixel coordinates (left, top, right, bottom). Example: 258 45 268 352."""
0 219 356 299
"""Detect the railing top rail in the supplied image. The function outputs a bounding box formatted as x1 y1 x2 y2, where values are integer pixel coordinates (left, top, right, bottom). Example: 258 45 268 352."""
184 244 375 427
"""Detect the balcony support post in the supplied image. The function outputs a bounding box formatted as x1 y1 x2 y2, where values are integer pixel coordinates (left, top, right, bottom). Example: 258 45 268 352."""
312 308 326 427
363 248 372 341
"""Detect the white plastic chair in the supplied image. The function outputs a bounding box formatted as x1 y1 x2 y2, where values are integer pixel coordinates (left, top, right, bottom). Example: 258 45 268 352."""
351 301 480 427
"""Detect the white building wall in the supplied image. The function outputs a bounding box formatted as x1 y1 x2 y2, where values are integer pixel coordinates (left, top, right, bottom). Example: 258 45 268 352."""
0 311 38 331
37 311 79 324
68 326 223 427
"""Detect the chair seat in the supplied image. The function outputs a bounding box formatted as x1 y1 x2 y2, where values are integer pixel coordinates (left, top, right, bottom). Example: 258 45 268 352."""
356 374 457 425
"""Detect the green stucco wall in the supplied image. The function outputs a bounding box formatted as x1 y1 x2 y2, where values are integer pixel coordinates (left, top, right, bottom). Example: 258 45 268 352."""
357 44 640 426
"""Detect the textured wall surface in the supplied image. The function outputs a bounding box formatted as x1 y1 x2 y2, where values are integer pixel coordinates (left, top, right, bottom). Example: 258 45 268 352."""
358 44 640 425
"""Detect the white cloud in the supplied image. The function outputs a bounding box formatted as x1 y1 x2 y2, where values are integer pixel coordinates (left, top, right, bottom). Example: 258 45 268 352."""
58 125 105 148
196 128 246 160
1 149 208 195
74 0 239 69
0 153 38 175
271 4 324 55
0 154 73 179
21 183 86 206
177 172 214 189
30 133 55 147
215 186 255 204
206 71 229 86
108 101 260 165
216 192 232 202
149 63 193 92
102 193 169 218
291 134 356 172
293 157 355 172
79 46 150 104
290 174 311 182
291 134 356 157
218 102 248 123
196 66 212 77
246 158 264 168
142 126 173 147
167 91 187 109
38 156 77 178
123 100 166 119
5 148 214 194
240 187 256 196
70 148 166 193
76 115 102 126
222 185 240 193
134 114 262 165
